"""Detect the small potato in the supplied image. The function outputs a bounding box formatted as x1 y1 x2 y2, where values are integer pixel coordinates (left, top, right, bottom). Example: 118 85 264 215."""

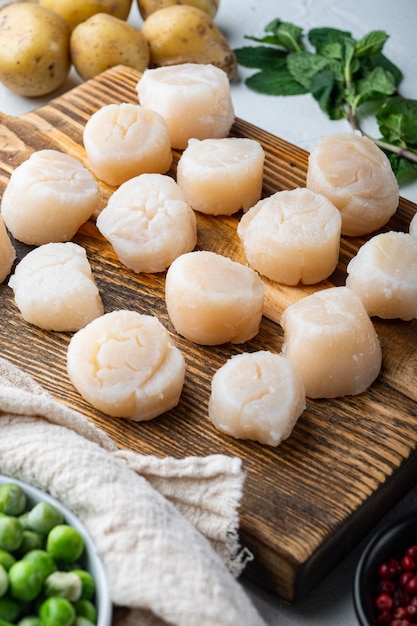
0 2 71 97
38 0 133 31
137 0 219 20
142 5 236 79
71 13 150 81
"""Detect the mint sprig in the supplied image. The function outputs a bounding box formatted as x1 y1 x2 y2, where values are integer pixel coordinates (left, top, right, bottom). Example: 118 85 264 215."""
234 19 417 182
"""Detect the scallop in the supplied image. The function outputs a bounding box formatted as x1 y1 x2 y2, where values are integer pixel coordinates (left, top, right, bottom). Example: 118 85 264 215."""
1 149 100 246
96 174 197 273
208 351 306 447
306 133 399 236
67 310 185 421
136 63 235 149
0 216 15 283
83 103 173 187
346 231 417 320
8 242 104 331
237 187 342 285
280 286 382 399
165 250 264 345
176 137 264 215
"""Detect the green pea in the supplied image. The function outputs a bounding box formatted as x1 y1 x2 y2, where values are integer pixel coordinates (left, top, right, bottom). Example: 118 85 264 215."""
16 531 43 557
70 570 95 601
46 526 84 564
27 503 64 536
0 517 23 552
22 550 57 582
0 596 21 622
74 599 96 624
0 551 15 572
75 619 95 626
38 597 76 626
0 484 26 517
0 619 15 626
9 560 43 601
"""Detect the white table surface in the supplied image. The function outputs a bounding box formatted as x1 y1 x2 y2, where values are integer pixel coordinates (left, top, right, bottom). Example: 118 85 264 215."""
1 1 416 624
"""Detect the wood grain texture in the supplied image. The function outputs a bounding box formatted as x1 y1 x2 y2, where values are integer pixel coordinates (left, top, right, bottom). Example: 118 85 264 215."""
0 65 416 602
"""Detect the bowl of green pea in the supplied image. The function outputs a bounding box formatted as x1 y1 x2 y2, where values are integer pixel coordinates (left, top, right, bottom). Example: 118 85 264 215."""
0 475 112 626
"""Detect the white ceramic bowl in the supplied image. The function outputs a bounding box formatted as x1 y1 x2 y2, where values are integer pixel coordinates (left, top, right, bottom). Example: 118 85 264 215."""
0 474 112 626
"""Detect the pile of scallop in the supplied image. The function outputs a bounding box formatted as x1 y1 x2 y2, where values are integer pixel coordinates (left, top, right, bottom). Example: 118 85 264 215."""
1 63 416 448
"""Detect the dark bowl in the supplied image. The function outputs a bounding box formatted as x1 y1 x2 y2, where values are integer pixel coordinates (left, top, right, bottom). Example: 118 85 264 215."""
353 510 417 625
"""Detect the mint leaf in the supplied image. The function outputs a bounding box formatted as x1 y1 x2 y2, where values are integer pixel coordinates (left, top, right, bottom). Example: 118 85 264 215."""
264 19 305 52
377 96 417 146
353 66 397 108
234 17 417 183
234 45 287 70
354 30 389 57
287 51 331 89
310 68 345 119
367 53 403 87
245 67 308 96
308 27 352 53
385 152 417 182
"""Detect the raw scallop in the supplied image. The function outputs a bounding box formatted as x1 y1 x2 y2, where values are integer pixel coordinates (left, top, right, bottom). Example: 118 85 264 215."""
67 310 185 420
176 137 264 215
136 63 235 149
0 216 15 283
237 187 342 285
346 231 417 320
8 242 104 331
83 103 173 186
96 174 197 273
208 351 306 447
165 250 264 345
1 150 100 246
306 133 399 236
280 286 382 399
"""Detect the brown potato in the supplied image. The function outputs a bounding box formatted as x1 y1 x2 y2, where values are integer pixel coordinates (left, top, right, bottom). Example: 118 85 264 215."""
70 13 150 81
141 5 236 79
137 0 219 20
0 2 71 97
38 0 133 31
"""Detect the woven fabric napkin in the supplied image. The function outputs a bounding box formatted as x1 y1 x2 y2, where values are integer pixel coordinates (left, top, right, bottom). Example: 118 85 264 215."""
0 357 266 626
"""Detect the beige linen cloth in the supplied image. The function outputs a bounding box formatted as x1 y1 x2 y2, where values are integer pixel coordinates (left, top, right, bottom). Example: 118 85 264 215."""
0 357 266 626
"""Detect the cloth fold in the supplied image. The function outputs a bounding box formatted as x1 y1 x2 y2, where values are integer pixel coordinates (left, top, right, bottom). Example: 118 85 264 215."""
0 357 266 626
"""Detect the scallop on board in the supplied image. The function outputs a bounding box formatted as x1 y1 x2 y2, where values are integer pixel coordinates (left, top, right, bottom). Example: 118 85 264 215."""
176 137 265 216
8 242 104 332
237 187 342 286
281 286 382 399
67 310 186 421
208 350 306 447
83 102 173 186
136 63 235 149
346 231 417 321
306 132 399 236
96 173 197 273
0 149 100 246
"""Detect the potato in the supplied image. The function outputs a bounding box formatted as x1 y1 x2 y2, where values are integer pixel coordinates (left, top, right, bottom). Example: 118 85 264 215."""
141 5 236 79
38 0 133 31
0 2 71 97
71 13 150 81
137 0 219 20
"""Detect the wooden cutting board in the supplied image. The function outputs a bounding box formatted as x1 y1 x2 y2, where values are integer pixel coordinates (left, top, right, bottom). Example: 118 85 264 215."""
0 65 416 602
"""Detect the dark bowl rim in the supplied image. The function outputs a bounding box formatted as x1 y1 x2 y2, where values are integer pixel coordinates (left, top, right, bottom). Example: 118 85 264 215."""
353 509 417 626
